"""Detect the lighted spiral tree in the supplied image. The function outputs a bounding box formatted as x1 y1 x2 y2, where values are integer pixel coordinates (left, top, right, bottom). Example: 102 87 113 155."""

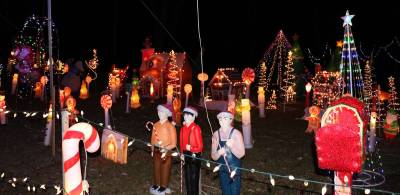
167 50 180 98
257 62 267 89
282 51 296 103
261 30 291 94
387 76 400 111
339 10 364 99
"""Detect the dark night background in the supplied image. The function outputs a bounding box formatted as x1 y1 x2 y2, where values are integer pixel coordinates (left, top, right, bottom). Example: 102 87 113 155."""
1 1 400 83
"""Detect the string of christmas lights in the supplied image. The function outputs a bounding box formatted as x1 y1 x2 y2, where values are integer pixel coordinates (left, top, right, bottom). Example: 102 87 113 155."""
281 51 296 102
0 172 62 194
166 50 181 97
70 113 399 195
387 76 400 111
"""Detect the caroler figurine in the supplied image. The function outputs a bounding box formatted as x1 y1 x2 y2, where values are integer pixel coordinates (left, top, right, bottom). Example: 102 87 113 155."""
150 104 177 195
211 111 245 195
180 106 203 195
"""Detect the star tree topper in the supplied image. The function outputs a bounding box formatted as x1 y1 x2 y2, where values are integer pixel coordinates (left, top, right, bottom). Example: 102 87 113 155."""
341 10 355 27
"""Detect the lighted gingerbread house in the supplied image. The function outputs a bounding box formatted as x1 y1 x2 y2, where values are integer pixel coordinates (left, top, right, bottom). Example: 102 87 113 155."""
311 71 342 108
208 68 243 100
139 49 192 98
101 129 128 164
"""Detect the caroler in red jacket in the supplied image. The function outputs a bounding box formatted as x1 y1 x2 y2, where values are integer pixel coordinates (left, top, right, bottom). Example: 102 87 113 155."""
180 106 203 195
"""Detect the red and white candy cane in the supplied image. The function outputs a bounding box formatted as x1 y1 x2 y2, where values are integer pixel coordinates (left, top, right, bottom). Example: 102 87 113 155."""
63 123 100 195
100 95 112 128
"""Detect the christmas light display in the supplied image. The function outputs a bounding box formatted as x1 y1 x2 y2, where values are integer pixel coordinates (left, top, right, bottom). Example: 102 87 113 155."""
257 62 267 88
86 49 99 80
387 76 400 111
363 60 373 114
167 50 180 98
266 90 277 110
242 68 255 99
311 71 342 108
261 30 291 94
282 51 296 102
339 10 364 99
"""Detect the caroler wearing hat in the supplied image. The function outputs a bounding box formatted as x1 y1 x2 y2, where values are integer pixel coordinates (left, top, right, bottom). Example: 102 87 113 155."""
180 106 203 195
211 111 245 195
150 104 177 195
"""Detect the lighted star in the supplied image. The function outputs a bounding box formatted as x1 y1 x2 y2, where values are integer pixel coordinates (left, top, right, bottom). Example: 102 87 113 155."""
336 40 343 48
341 10 355 27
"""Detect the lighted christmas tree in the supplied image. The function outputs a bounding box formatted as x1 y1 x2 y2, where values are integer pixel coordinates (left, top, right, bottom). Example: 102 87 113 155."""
266 90 277 110
257 62 267 89
387 76 400 111
339 10 364 99
261 30 291 93
363 60 373 100
167 50 180 97
282 51 296 102
376 86 385 129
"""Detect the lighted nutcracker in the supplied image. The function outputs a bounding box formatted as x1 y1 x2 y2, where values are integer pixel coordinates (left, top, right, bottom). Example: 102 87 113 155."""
149 104 177 195
180 106 203 195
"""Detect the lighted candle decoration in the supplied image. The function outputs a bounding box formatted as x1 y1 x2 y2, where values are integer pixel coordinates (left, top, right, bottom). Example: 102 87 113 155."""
305 82 312 108
11 73 18 95
227 94 236 115
85 75 92 91
59 90 65 108
242 68 255 99
166 84 173 105
150 82 155 103
197 73 209 104
79 81 89 99
34 82 43 99
241 99 253 148
257 86 265 118
0 94 6 125
64 86 71 100
184 84 192 108
130 87 141 109
101 94 113 129
44 104 53 146
368 112 377 153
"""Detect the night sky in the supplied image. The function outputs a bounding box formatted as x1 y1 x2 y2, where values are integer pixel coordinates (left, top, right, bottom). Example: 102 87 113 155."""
1 1 400 81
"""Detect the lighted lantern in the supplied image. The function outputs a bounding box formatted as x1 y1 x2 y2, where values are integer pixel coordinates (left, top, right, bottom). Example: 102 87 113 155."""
11 73 18 95
101 94 113 129
316 96 366 195
166 85 173 105
85 75 92 91
242 68 255 99
130 87 141 109
59 90 65 108
197 73 209 104
184 84 192 108
241 99 253 148
79 81 89 99
305 82 312 108
368 112 377 152
305 106 321 133
0 94 6 125
101 129 128 164
257 87 265 118
34 82 43 99
64 87 71 99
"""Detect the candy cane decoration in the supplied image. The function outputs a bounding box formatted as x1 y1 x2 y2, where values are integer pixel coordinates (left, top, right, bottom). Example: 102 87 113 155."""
63 123 100 195
101 94 112 129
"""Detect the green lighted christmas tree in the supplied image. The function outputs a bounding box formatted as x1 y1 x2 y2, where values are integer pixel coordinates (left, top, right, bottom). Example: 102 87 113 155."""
339 10 364 99
387 76 400 111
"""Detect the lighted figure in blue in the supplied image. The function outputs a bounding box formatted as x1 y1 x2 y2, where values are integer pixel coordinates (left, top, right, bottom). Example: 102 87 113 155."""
211 111 245 195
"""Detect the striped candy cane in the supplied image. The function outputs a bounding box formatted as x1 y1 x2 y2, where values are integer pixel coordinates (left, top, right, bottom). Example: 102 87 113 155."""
63 123 100 195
